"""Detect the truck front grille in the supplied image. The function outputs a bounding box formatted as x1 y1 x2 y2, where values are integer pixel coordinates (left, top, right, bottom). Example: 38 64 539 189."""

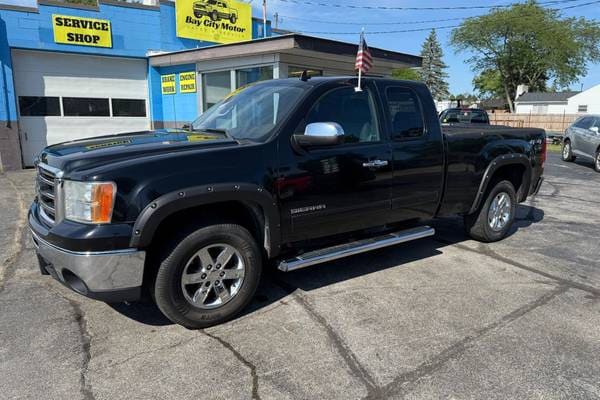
36 163 61 225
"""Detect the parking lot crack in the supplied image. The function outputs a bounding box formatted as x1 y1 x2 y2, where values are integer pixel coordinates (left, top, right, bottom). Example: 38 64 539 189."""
204 331 262 400
0 175 28 293
44 286 96 400
435 237 600 298
372 285 569 399
272 278 381 396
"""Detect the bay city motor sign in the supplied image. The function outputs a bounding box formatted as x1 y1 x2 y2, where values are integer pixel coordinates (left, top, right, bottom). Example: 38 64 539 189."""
176 0 252 44
52 15 112 48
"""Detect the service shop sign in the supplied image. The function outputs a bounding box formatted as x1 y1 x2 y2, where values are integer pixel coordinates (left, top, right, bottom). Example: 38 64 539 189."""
176 0 252 44
52 15 112 48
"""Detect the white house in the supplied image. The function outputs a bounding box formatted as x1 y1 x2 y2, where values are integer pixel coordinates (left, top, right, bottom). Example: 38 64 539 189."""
514 83 600 114
514 91 580 114
566 84 600 114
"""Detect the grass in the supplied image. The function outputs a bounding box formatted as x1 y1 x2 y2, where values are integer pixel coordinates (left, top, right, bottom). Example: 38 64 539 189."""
547 143 562 153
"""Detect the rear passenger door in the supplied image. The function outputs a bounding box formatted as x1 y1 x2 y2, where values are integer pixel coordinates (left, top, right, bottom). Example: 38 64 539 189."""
581 117 600 158
379 84 445 221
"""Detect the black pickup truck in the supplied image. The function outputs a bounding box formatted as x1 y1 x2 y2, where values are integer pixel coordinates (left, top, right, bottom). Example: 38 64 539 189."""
29 77 546 328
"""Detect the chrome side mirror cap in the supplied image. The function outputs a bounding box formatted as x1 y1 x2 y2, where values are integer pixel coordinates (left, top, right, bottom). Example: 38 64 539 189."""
293 122 345 148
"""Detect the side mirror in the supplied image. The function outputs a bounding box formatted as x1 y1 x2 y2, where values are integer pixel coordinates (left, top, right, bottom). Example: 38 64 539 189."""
293 122 345 148
590 126 599 134
182 123 192 131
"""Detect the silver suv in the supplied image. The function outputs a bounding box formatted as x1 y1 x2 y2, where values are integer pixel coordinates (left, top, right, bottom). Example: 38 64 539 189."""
562 115 600 172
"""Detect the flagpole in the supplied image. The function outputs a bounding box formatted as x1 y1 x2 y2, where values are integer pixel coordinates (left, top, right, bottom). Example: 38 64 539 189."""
355 28 364 92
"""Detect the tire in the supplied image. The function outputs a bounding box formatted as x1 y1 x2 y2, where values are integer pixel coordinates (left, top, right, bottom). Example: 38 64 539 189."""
211 11 219 21
595 150 600 173
230 15 237 24
153 223 262 329
464 180 517 243
562 140 575 162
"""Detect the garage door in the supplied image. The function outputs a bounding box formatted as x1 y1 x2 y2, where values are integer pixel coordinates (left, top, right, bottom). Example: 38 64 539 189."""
12 50 150 167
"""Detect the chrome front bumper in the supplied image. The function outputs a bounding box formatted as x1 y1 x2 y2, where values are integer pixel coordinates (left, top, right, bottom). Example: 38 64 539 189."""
31 230 145 302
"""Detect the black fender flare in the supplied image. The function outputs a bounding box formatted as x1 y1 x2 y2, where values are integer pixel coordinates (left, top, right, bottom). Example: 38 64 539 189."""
468 153 532 215
129 183 281 257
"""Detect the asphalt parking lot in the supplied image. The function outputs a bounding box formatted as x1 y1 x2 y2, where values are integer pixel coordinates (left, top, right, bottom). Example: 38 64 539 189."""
1 152 599 400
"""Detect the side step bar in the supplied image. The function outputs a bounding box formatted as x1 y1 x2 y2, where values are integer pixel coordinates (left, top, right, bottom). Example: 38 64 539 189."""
278 226 435 272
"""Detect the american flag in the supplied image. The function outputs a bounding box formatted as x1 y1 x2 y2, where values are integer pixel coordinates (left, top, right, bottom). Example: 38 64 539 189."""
355 32 373 73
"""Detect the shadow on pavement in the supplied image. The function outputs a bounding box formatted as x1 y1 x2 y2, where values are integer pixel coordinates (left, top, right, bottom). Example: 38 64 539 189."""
109 205 544 327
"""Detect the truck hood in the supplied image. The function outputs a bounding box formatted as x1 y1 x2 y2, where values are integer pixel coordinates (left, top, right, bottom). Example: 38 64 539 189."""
39 129 239 173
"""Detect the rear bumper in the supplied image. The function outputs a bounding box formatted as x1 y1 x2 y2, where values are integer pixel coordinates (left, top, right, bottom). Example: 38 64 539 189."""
31 229 145 302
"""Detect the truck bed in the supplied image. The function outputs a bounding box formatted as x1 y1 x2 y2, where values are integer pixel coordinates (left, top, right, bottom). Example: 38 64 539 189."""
439 124 546 216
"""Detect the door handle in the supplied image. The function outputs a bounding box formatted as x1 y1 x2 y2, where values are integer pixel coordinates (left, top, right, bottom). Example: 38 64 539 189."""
362 159 388 168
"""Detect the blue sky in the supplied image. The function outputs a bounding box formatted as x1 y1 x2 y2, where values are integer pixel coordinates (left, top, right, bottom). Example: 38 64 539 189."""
258 0 600 94
3 0 599 94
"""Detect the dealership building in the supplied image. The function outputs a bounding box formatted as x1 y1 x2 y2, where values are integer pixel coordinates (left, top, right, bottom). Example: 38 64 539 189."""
0 0 421 171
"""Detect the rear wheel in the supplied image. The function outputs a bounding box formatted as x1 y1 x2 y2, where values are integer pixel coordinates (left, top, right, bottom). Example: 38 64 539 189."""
562 140 575 162
464 180 517 242
153 223 262 328
211 10 219 21
595 150 600 172
230 14 237 23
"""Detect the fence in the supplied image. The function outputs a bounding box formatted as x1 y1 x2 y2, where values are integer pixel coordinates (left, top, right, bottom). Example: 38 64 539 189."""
488 112 579 134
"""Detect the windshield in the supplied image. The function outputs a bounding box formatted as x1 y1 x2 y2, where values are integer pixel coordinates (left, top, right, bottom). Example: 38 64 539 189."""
191 82 306 142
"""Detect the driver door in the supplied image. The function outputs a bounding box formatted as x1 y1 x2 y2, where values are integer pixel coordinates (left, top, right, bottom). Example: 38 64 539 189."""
277 81 393 242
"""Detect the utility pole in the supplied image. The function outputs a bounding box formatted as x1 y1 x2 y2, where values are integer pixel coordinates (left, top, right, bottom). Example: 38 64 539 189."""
262 0 267 38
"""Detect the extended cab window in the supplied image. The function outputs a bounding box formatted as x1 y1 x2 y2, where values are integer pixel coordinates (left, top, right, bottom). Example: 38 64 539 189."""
386 87 424 139
304 87 380 143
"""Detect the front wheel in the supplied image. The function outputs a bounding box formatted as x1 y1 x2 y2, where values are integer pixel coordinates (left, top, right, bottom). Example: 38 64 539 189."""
562 140 575 162
153 223 262 329
230 14 237 24
595 150 600 173
464 180 517 242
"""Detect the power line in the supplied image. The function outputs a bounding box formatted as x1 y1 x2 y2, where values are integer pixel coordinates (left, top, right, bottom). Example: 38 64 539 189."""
279 15 467 26
276 0 583 11
286 0 600 35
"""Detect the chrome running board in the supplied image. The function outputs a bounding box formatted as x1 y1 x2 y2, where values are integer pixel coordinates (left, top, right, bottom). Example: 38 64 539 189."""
278 226 435 272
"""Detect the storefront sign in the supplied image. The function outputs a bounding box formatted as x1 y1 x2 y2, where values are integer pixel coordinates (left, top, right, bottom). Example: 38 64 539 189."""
175 0 252 44
161 74 176 95
52 15 112 48
179 71 197 93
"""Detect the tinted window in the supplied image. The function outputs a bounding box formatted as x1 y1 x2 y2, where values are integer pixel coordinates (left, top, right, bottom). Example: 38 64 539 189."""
111 99 146 117
18 96 60 117
386 87 424 139
575 117 593 129
304 86 380 143
63 98 110 117
441 109 488 124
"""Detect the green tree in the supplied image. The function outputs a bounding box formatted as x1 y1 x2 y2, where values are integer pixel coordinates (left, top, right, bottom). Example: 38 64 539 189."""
451 1 600 112
472 69 504 100
392 68 421 81
419 29 450 101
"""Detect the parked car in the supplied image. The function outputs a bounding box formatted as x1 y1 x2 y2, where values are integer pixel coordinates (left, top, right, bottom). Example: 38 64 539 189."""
562 115 600 172
29 77 546 328
193 0 238 23
439 108 490 124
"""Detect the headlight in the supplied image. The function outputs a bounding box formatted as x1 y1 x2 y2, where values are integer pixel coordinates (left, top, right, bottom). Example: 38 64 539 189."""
64 180 116 224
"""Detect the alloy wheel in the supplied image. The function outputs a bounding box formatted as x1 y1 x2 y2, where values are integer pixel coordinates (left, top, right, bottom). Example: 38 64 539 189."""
563 142 570 160
180 243 245 309
488 192 512 232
